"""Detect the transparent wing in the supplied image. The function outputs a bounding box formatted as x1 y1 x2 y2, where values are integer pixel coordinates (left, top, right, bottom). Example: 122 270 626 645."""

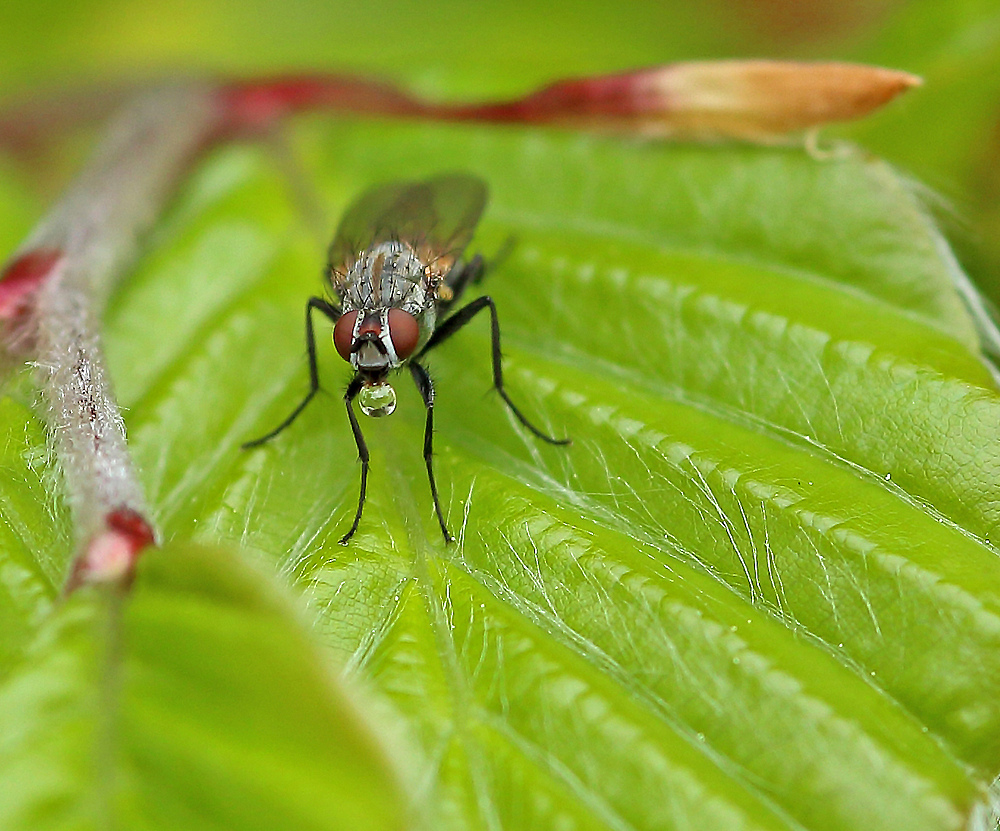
327 173 488 276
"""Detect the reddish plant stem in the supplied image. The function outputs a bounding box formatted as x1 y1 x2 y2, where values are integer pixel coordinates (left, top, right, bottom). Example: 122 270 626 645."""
1 61 920 153
214 61 920 139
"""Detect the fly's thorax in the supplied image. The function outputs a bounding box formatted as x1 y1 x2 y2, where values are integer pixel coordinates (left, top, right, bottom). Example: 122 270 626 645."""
339 241 434 316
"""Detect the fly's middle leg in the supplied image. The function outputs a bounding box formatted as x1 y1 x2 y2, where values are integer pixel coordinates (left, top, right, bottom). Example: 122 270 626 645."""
418 295 570 446
242 296 341 448
410 361 452 543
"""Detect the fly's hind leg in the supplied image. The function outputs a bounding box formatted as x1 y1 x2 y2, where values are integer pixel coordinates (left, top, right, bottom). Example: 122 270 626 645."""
442 254 485 308
442 236 514 308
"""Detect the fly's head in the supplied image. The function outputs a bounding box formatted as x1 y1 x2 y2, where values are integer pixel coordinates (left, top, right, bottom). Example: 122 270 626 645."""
333 307 420 417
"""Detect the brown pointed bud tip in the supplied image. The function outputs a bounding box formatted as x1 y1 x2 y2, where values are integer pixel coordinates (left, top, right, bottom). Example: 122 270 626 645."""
65 507 156 593
518 60 921 140
635 60 922 139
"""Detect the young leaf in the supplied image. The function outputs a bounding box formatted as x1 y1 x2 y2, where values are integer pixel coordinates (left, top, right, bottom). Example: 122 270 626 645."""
0 542 408 831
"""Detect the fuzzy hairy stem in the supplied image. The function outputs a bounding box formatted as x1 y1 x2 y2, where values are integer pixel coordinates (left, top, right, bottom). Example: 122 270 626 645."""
12 84 220 578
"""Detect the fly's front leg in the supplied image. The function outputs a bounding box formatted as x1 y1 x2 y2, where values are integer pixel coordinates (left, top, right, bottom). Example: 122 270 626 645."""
418 295 570 445
340 375 369 544
410 362 452 543
242 296 341 448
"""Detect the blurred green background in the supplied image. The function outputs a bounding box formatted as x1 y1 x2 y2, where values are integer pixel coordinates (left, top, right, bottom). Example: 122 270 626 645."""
1 0 999 304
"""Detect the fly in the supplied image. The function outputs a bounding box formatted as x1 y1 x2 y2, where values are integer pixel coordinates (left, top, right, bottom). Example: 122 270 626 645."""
243 172 570 543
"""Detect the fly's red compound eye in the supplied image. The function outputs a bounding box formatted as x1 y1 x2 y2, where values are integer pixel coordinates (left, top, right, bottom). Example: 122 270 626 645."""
333 310 359 361
387 309 419 360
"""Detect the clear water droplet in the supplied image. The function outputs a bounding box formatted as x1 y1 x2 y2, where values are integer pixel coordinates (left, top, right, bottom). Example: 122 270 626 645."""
360 383 396 417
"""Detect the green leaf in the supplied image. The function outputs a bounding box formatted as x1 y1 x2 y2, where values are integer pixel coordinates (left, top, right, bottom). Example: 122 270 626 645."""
16 118 973 829
0 542 407 830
